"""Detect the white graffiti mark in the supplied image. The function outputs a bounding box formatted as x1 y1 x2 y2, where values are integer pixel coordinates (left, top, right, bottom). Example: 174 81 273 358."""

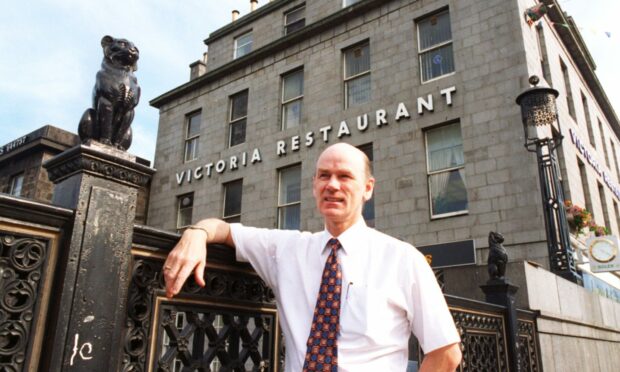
69 334 94 366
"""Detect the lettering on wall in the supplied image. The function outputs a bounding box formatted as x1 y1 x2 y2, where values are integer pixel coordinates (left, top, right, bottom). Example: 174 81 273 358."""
276 86 456 155
175 148 262 186
569 128 620 199
173 86 456 187
0 135 28 156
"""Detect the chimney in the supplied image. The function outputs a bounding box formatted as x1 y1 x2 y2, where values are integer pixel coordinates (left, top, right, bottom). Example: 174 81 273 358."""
232 10 240 21
251 0 258 12
189 52 208 81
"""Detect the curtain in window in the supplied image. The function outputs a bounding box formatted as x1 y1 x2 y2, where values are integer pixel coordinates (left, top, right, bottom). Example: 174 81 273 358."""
427 124 463 170
283 100 302 128
427 124 467 215
283 71 303 101
420 44 454 82
345 45 370 78
418 12 451 50
279 166 301 229
430 169 468 215
347 75 371 107
280 204 301 230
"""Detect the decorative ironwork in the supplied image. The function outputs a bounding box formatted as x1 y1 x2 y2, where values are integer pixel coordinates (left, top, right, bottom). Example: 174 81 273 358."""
516 76 582 284
518 91 558 129
517 320 540 372
46 153 151 187
156 305 275 372
451 309 508 372
433 269 445 292
122 258 277 372
0 233 49 371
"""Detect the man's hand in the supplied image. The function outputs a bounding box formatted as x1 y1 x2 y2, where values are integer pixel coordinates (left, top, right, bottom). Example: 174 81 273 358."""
163 218 234 298
419 342 462 372
163 228 209 298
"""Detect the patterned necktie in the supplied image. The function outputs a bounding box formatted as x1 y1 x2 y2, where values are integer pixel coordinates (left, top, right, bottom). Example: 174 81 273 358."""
303 238 342 372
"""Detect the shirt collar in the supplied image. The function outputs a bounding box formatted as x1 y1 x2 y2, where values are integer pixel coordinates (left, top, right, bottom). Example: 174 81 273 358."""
320 218 368 255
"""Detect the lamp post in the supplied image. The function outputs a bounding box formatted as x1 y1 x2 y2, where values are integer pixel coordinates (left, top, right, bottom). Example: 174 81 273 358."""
516 76 582 284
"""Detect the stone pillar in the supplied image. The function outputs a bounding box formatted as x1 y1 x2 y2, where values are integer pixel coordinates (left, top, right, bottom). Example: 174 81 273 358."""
43 143 154 371
480 279 521 372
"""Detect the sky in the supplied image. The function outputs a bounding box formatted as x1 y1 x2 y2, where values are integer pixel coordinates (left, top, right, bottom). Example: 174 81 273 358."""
0 0 618 163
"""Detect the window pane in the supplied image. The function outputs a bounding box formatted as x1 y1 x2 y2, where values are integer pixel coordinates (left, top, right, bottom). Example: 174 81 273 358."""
345 44 370 78
285 7 306 26
187 113 201 138
344 0 361 7
224 180 243 217
10 174 24 196
346 74 371 107
235 33 253 58
279 166 301 205
430 169 468 215
283 100 302 129
184 137 199 162
279 204 300 230
418 12 452 50
420 44 454 81
177 194 194 227
231 91 248 120
230 119 246 146
285 21 305 35
427 124 464 172
283 71 303 101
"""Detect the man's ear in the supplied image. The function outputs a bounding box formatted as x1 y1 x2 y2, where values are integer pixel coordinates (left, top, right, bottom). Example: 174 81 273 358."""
312 175 317 199
363 177 375 202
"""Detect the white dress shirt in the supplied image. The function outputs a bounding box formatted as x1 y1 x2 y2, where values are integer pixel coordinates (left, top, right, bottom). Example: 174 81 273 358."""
231 219 460 372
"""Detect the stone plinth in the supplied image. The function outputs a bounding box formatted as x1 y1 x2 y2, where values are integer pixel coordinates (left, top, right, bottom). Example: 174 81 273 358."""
43 143 154 371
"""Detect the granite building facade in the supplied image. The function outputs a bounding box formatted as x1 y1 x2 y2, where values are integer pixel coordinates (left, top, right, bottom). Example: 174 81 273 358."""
148 0 620 302
0 125 79 203
0 125 152 224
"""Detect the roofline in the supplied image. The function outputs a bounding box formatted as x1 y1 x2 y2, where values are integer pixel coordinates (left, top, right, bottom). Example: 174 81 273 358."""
204 0 295 45
544 0 620 136
150 0 385 108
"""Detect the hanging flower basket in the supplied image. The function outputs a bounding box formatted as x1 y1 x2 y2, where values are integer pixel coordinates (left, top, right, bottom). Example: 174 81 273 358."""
564 201 610 236
564 200 592 235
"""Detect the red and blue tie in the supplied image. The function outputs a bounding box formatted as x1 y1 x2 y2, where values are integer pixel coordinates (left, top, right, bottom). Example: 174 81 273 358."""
303 238 342 372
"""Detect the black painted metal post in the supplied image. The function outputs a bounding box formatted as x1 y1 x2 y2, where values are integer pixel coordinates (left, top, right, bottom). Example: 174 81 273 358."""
42 143 153 371
516 76 582 285
480 280 521 372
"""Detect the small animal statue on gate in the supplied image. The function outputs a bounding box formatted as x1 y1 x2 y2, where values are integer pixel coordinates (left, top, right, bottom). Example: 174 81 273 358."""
78 35 140 150
487 231 508 280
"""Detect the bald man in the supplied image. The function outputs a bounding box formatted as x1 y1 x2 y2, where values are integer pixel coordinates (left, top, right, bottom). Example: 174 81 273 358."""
164 143 461 372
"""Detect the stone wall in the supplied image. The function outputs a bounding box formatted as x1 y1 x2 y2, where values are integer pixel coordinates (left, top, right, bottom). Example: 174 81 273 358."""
524 262 620 371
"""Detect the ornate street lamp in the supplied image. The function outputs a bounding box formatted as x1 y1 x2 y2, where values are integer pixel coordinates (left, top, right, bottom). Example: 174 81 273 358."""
516 76 582 284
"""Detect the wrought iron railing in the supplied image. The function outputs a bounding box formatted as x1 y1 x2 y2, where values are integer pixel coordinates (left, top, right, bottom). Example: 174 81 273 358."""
0 195 542 372
124 225 279 372
0 194 72 372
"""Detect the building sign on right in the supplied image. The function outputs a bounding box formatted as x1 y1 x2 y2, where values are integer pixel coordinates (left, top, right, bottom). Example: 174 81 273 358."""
586 235 620 273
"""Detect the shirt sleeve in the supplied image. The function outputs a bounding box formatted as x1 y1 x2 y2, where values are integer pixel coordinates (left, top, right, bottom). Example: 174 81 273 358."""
407 248 461 353
230 223 280 291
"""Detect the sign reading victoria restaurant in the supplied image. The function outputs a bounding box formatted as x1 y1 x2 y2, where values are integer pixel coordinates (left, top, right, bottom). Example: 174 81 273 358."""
175 86 456 186
569 128 620 199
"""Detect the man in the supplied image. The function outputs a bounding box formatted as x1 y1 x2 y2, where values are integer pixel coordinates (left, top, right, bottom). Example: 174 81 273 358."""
164 143 461 371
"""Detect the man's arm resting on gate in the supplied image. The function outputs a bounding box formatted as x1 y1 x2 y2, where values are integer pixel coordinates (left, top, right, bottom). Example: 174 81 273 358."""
419 342 462 372
163 218 235 298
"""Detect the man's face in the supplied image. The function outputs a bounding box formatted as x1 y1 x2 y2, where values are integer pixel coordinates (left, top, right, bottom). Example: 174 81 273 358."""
312 145 374 228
